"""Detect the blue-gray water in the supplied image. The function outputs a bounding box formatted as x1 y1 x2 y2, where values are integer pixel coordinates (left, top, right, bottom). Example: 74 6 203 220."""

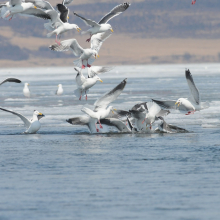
0 64 220 220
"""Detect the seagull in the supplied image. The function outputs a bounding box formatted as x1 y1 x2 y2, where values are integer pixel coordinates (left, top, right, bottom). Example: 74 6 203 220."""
73 2 130 42
0 108 45 134
74 66 114 100
23 83 30 98
56 1 69 23
2 0 50 20
49 38 100 69
152 69 202 115
56 84 63 95
45 10 81 45
81 78 127 132
74 68 103 101
0 77 21 86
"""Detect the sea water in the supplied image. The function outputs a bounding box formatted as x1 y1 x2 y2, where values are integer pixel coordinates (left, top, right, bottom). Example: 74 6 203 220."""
0 64 220 220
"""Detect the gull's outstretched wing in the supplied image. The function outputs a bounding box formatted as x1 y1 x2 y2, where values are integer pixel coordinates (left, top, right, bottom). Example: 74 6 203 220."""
46 9 62 25
74 68 86 86
49 39 84 56
0 78 21 86
57 3 68 23
152 99 177 110
10 0 22 6
21 8 51 19
185 69 200 105
0 107 31 128
62 0 73 5
91 30 112 52
100 118 131 132
98 2 131 24
156 109 170 118
73 12 100 27
131 102 148 111
66 116 90 126
25 0 54 10
88 66 114 78
94 78 127 110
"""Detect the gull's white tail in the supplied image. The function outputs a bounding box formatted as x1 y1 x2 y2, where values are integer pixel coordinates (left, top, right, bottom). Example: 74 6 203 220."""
73 58 82 68
81 107 97 119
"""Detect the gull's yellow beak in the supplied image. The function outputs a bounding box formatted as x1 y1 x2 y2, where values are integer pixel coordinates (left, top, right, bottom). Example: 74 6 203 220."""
38 113 43 116
113 108 117 111
67 16 69 19
99 79 103 83
34 6 37 9
28 83 29 86
112 110 114 114
175 102 178 105
97 54 99 58
175 102 180 107
77 28 81 32
110 28 114 32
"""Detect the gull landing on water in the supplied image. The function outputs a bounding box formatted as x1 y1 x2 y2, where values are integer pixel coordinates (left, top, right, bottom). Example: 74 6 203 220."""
0 108 45 134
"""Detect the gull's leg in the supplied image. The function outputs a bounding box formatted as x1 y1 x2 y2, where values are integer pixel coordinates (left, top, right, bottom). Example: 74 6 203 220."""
99 120 103 129
5 11 11 18
142 118 146 124
55 35 61 45
150 123 152 130
79 92 82 100
95 123 99 132
9 15 13 21
85 91 87 101
82 60 85 69
86 34 92 42
185 110 195 115
87 60 91 68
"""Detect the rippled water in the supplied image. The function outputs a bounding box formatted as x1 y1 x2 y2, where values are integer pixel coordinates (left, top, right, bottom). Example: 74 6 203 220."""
0 64 220 220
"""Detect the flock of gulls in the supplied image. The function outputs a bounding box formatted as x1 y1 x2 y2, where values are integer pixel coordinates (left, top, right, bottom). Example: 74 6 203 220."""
0 0 204 134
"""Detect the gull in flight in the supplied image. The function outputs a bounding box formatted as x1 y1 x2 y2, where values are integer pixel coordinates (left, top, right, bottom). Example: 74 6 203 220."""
73 2 130 42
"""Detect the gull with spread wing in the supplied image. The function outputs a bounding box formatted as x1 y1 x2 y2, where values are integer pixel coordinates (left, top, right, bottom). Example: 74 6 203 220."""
0 108 45 134
2 0 50 20
152 69 203 115
81 78 127 132
73 2 130 42
45 10 81 45
49 38 100 68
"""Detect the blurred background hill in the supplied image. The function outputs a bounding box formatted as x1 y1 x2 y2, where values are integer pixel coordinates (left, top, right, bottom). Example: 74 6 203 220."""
1 0 220 67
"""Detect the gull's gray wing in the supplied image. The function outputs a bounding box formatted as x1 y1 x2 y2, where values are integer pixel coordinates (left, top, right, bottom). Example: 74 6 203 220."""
57 3 68 23
88 66 114 78
21 8 51 19
49 39 84 56
25 0 54 10
100 118 131 132
73 12 100 27
156 109 170 118
98 2 131 24
66 116 90 126
74 68 86 86
0 78 21 86
10 0 22 6
62 0 73 5
0 107 31 128
185 69 200 105
91 30 112 52
129 110 146 120
131 102 148 111
152 99 177 110
94 78 127 110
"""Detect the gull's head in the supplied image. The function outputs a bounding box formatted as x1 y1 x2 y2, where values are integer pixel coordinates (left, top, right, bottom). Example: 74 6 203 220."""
94 75 103 83
175 98 183 107
58 84 62 88
25 83 29 87
74 24 81 32
33 110 45 118
104 24 113 32
93 51 99 59
109 106 117 114
31 4 37 9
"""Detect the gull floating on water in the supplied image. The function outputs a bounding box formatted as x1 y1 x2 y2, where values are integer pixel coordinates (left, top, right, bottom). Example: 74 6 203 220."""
73 2 130 42
56 84 63 95
0 108 45 134
23 83 30 98
152 69 203 115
